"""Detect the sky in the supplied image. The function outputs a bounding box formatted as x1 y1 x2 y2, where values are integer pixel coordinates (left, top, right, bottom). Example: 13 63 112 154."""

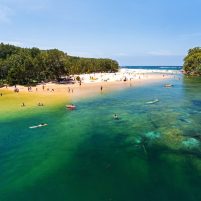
0 0 201 66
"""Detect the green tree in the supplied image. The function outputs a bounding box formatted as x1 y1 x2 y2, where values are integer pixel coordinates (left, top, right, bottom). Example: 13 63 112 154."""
7 50 34 85
183 47 201 76
0 42 119 84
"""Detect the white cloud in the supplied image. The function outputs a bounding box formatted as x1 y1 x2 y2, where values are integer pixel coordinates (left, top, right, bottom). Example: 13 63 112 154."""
1 0 48 10
1 41 23 46
0 0 48 24
114 52 129 57
147 50 182 56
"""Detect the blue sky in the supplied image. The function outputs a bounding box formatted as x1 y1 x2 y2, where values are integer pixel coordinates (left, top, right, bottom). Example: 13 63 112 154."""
0 0 201 65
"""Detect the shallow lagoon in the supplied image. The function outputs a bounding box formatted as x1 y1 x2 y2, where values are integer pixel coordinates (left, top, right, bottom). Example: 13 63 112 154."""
1 76 201 201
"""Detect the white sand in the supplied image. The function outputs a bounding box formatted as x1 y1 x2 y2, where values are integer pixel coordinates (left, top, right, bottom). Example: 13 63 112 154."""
3 69 181 102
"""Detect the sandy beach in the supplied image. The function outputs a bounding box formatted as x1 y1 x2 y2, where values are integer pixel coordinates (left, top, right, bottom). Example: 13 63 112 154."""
0 70 181 118
1 71 180 103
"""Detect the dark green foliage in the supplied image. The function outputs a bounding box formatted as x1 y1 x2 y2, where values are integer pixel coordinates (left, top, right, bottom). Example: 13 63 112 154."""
0 43 119 85
183 47 201 76
0 43 20 59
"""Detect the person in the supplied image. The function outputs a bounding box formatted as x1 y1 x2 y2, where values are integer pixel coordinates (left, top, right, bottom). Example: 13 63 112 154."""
100 86 103 92
38 102 44 106
21 102 25 107
113 114 119 120
40 123 47 126
0 93 2 96
14 88 19 93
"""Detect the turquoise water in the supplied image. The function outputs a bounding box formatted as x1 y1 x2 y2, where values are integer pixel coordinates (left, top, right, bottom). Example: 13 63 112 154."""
1 76 201 201
122 66 182 70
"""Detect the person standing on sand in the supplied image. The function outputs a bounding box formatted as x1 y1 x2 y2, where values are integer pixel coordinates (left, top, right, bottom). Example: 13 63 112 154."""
101 86 103 92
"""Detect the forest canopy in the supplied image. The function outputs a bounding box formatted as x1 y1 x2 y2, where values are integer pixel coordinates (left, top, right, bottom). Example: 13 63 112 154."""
183 47 201 76
0 43 119 85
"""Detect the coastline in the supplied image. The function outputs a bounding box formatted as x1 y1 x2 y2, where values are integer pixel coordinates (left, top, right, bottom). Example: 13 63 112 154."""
1 71 179 100
0 70 180 119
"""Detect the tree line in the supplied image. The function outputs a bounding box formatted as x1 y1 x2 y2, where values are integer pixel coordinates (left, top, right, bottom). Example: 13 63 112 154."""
0 43 119 85
183 47 201 76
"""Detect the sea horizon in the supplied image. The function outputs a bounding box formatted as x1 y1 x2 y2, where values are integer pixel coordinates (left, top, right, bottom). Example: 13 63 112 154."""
121 66 182 70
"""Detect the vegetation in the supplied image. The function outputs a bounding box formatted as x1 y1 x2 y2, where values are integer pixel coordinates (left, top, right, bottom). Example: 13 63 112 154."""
0 43 119 85
183 47 201 76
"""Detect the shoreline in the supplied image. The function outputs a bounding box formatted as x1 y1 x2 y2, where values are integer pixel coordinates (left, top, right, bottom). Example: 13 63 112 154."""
1 72 179 101
0 72 181 116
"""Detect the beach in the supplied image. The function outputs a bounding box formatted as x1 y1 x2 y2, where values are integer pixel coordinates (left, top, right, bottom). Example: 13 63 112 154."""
0 68 181 121
1 69 180 104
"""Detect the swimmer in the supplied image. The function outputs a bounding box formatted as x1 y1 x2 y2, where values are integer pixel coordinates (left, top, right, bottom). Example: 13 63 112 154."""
113 114 119 120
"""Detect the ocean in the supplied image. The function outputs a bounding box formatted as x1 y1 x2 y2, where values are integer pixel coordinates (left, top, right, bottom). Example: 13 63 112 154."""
1 68 201 201
121 66 182 70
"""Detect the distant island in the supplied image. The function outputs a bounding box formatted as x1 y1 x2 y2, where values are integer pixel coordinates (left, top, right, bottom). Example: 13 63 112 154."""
0 43 119 85
183 47 201 76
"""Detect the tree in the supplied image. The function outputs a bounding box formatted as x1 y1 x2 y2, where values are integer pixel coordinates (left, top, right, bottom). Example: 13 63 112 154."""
0 43 119 85
0 43 20 59
183 47 201 76
7 50 34 85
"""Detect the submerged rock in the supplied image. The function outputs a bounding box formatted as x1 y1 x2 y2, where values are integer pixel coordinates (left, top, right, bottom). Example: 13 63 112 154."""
134 136 142 144
182 138 200 149
133 131 160 144
144 131 160 140
178 116 191 124
158 128 185 150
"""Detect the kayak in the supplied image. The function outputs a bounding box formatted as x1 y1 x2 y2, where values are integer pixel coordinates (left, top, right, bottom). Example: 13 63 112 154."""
66 105 76 109
146 99 159 104
29 123 48 129
164 84 173 88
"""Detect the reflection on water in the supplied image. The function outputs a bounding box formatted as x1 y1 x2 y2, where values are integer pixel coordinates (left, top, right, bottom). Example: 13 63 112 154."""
1 76 201 201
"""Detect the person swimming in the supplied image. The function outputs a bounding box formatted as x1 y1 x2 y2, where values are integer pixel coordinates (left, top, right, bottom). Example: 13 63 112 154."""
29 123 48 129
113 114 119 120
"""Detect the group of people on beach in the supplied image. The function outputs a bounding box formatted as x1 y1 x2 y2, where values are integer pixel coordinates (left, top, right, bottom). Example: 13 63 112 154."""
68 87 74 93
21 102 44 107
38 102 44 106
28 87 32 92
